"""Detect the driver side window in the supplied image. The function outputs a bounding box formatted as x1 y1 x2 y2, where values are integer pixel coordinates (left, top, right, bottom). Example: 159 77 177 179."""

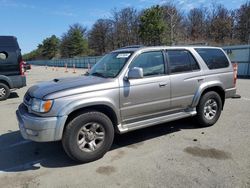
129 51 165 77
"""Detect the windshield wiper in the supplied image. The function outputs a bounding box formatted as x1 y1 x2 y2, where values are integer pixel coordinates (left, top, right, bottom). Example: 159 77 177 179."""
90 72 107 78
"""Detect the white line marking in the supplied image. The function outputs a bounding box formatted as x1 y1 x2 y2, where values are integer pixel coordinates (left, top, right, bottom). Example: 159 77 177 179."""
242 97 250 101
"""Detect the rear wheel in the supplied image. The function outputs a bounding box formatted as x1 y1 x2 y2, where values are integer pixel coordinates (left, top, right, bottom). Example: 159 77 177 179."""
0 83 10 101
195 91 222 127
62 111 114 163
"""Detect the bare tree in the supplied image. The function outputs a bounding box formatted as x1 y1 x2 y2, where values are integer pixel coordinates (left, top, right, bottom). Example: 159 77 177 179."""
88 19 114 55
207 4 232 43
112 7 140 48
162 3 183 45
187 8 207 41
235 1 250 43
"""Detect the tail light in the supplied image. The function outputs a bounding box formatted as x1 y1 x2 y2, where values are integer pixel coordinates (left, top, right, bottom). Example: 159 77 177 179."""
233 63 238 87
19 60 25 76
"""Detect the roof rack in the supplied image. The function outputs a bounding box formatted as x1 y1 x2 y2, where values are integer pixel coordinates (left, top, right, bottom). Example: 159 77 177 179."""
119 45 144 49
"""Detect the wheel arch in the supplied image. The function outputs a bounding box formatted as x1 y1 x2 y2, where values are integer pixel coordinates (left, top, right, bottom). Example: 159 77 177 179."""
201 87 225 109
192 83 225 109
60 104 120 139
0 76 12 88
66 104 118 126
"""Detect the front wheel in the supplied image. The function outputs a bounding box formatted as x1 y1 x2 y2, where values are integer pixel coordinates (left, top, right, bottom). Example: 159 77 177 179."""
62 111 114 163
0 83 10 101
195 91 222 127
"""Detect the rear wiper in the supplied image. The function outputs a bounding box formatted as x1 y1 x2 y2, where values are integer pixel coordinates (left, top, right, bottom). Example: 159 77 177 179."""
90 72 107 78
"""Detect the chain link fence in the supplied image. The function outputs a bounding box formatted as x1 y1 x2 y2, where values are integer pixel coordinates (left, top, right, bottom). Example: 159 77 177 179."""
28 56 103 69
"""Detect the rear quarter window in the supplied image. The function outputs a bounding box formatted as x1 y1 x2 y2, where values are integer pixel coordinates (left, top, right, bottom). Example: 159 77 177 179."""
195 48 229 69
167 50 200 74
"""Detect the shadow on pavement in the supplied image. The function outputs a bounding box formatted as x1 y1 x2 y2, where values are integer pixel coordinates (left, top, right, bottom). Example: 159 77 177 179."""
0 118 200 172
9 92 19 99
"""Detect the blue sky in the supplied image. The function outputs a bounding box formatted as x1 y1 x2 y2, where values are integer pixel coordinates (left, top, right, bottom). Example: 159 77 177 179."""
0 0 247 53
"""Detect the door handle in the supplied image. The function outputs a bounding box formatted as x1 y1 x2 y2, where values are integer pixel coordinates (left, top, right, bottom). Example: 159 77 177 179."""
197 78 204 82
159 83 168 87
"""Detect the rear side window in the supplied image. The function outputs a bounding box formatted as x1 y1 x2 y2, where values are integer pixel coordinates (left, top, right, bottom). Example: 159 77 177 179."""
167 50 200 74
195 48 229 69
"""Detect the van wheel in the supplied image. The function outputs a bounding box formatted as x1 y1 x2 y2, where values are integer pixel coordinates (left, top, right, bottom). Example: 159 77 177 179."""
62 111 114 163
195 91 222 127
0 83 10 101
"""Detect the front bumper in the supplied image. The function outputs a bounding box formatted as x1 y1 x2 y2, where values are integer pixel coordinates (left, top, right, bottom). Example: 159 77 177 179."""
16 104 67 142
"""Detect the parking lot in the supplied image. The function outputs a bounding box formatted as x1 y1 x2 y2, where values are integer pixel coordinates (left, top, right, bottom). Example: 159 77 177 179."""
0 66 250 188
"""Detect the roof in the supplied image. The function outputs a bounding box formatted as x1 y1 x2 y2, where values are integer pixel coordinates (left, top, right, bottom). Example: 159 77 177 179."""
0 36 19 48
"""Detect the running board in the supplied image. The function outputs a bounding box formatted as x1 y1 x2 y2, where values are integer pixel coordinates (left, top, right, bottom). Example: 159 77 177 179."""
118 110 197 133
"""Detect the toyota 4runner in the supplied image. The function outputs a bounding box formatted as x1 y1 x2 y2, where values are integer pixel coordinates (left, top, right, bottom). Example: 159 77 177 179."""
16 46 237 163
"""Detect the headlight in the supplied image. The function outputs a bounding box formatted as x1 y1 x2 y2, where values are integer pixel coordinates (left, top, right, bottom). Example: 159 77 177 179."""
31 98 53 113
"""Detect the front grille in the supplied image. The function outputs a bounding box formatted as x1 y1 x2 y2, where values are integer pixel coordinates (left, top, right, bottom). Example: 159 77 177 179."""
24 93 32 106
22 103 28 112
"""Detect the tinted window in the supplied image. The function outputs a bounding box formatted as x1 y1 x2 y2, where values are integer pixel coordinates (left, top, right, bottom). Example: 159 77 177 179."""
129 51 165 77
195 48 229 69
189 53 200 70
0 36 19 47
167 50 200 74
90 52 133 78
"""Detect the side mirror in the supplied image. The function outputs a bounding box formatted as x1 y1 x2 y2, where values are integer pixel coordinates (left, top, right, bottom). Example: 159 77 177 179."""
127 67 143 79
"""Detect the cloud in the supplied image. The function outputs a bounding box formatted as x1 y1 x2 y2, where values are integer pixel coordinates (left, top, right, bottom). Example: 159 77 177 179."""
0 0 35 9
89 9 112 19
169 0 206 11
136 0 209 11
51 11 76 17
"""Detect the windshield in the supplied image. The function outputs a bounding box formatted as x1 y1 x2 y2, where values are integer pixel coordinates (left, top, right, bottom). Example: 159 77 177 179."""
89 52 133 78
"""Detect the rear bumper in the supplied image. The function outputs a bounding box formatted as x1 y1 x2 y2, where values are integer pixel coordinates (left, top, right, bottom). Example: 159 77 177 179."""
9 75 26 89
16 104 67 142
225 87 237 98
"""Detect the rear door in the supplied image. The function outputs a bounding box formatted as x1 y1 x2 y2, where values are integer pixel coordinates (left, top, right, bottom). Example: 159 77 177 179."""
0 46 21 76
166 49 204 110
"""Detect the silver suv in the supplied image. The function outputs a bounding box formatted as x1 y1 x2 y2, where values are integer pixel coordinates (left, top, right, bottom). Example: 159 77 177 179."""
16 46 237 163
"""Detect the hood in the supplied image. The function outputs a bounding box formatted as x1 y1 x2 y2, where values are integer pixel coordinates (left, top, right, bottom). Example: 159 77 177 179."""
28 76 112 99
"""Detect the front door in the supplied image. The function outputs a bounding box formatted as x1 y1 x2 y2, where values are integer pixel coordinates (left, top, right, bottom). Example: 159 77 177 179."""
120 51 171 124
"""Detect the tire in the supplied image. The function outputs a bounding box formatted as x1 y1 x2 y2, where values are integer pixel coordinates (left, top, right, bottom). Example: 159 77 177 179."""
62 111 114 163
0 83 10 101
195 91 222 127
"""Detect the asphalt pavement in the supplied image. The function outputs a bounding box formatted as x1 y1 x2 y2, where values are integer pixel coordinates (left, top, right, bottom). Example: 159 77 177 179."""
0 66 249 188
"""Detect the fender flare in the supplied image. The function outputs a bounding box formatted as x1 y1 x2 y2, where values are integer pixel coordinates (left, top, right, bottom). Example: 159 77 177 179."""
56 98 120 140
191 81 224 108
0 75 13 88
